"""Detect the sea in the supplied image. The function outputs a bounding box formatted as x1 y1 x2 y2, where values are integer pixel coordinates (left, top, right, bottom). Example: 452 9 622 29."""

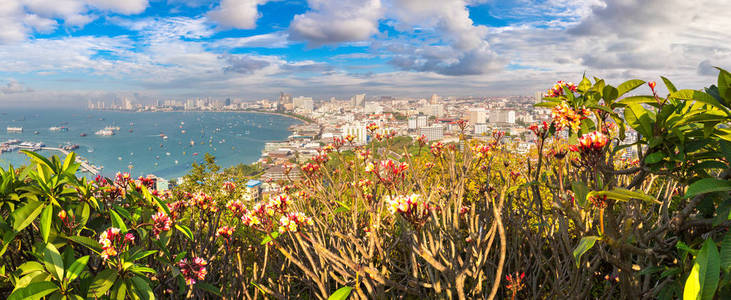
0 108 300 180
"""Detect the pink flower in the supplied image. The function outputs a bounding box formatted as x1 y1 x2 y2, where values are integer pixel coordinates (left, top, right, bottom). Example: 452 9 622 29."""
151 211 172 238
178 257 208 285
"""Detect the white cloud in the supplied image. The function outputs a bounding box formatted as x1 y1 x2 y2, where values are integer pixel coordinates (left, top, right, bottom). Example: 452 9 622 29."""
211 32 290 49
0 80 33 94
207 0 268 29
90 0 149 14
289 0 383 46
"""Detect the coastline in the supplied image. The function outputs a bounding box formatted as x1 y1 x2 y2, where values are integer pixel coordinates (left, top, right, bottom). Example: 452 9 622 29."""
91 108 313 125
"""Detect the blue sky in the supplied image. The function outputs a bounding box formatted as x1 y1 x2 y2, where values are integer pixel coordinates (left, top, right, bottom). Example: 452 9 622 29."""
0 0 729 106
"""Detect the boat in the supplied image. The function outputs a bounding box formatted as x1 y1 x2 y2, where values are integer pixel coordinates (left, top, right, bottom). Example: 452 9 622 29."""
95 129 114 136
34 131 40 135
104 126 120 131
189 140 195 146
193 153 198 156
50 126 68 132
6 127 23 133
87 148 94 153
128 129 133 133
174 160 178 164
181 130 186 134
80 133 87 137
166 152 171 156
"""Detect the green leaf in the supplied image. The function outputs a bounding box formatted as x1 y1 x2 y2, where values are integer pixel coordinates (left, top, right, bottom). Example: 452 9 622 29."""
8 281 59 300
43 243 65 281
603 85 619 101
261 231 280 245
578 76 592 92
671 89 729 114
617 79 646 97
175 224 193 241
573 236 600 268
40 204 53 243
12 200 44 231
683 239 720 300
588 188 660 205
661 76 678 93
65 235 102 253
196 281 222 297
128 250 157 262
328 286 353 300
571 181 589 208
645 152 665 164
109 209 128 233
66 255 89 282
616 96 658 107
684 178 731 199
88 269 118 297
17 261 45 276
130 276 155 300
720 232 731 274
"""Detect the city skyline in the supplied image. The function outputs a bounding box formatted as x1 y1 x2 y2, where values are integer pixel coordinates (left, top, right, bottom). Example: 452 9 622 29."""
0 0 730 107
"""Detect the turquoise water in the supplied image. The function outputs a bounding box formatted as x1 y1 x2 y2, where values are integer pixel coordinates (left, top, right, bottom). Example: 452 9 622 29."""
0 108 299 179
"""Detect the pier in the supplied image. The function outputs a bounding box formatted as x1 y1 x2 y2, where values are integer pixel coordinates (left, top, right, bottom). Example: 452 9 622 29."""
37 147 100 175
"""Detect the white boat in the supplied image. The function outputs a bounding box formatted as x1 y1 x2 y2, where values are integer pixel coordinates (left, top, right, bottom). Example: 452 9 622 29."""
50 126 68 132
6 127 23 133
95 129 114 136
104 126 120 131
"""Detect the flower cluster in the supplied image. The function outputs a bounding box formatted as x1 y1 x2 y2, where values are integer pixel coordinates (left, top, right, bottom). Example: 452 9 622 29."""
178 257 208 285
313 152 329 164
216 226 234 240
221 181 236 194
136 176 156 189
417 134 428 147
471 143 492 160
545 80 577 97
241 194 291 228
430 142 445 157
151 211 172 238
385 194 434 228
192 191 217 212
344 134 355 144
356 148 370 160
570 131 609 152
551 101 591 132
505 272 526 295
99 228 134 261
366 122 379 132
278 212 314 233
589 194 608 209
114 172 132 186
529 121 550 140
226 199 246 216
301 163 320 177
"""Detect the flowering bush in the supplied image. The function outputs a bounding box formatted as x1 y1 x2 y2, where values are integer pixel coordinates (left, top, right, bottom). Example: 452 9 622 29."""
0 68 730 299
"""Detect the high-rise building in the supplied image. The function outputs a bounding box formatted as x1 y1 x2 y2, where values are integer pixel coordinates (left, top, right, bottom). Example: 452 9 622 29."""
351 93 366 107
430 93 439 104
469 109 487 124
293 96 314 113
225 98 231 106
489 110 516 124
419 125 444 141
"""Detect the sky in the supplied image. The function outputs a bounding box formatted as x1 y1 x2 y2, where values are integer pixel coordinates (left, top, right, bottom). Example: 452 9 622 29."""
0 0 730 106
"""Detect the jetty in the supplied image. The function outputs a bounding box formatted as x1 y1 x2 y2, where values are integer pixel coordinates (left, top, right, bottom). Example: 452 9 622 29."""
38 147 101 175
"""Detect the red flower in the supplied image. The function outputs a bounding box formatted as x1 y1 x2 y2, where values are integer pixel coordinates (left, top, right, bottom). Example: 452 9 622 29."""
178 257 208 285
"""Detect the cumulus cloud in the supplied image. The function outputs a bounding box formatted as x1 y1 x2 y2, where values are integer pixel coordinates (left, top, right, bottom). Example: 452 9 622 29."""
207 0 268 29
0 80 33 94
222 55 271 74
0 0 149 44
289 0 383 46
